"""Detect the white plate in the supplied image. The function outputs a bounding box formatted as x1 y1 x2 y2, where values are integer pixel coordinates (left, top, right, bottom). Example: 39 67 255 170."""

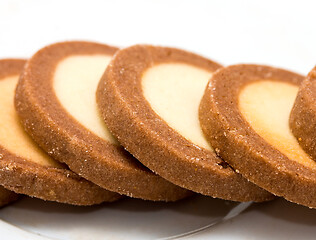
0 196 250 240
2 197 316 239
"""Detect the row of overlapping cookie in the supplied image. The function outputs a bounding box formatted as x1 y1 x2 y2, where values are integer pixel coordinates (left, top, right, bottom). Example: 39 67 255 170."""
0 41 314 208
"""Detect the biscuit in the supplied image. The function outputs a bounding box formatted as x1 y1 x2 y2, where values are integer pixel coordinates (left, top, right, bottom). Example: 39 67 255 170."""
0 59 120 205
290 66 316 161
199 64 316 207
15 41 190 201
0 186 19 207
97 45 273 202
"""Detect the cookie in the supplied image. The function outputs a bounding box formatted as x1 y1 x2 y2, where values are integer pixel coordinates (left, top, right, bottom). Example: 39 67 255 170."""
15 41 190 201
290 66 316 161
0 185 19 207
0 61 21 207
97 45 273 202
199 64 316 207
0 59 120 205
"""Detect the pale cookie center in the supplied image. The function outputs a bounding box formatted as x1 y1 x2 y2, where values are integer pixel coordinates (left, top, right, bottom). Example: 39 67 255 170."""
142 63 213 150
0 76 62 168
239 80 316 169
54 55 118 144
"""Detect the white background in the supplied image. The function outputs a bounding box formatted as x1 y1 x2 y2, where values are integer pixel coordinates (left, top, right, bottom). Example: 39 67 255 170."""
0 0 315 239
0 0 315 74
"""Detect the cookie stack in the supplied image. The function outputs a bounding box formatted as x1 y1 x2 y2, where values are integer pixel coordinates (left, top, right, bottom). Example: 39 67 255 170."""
0 41 314 209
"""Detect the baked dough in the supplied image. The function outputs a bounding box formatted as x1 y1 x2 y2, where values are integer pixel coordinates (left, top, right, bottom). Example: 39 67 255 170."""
97 45 273 202
15 41 190 201
199 64 316 208
0 186 19 207
0 59 120 205
290 66 316 161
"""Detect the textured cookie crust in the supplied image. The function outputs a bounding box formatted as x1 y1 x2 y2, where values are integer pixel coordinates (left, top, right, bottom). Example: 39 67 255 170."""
0 59 120 205
199 64 316 208
0 60 22 207
290 66 316 161
97 45 273 202
0 149 120 205
15 41 190 201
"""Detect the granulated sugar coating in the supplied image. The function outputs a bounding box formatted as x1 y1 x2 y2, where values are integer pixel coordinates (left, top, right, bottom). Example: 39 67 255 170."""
97 45 273 202
290 66 316 162
0 59 119 205
15 41 191 201
199 64 316 208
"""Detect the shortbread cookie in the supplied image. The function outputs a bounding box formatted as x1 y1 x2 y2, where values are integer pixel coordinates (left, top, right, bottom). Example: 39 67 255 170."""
199 64 316 207
0 186 19 207
290 66 316 161
15 41 190 201
97 45 273 202
0 59 120 205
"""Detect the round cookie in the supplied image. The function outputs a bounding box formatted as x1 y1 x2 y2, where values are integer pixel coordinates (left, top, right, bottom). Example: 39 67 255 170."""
97 45 273 202
290 66 316 161
0 186 19 207
199 64 316 208
15 41 190 201
0 59 120 205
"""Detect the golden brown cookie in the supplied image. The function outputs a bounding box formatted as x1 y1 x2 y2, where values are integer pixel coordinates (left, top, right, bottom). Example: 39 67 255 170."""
97 45 273 202
15 41 190 201
199 64 316 208
0 59 120 205
290 66 316 161
0 61 21 207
